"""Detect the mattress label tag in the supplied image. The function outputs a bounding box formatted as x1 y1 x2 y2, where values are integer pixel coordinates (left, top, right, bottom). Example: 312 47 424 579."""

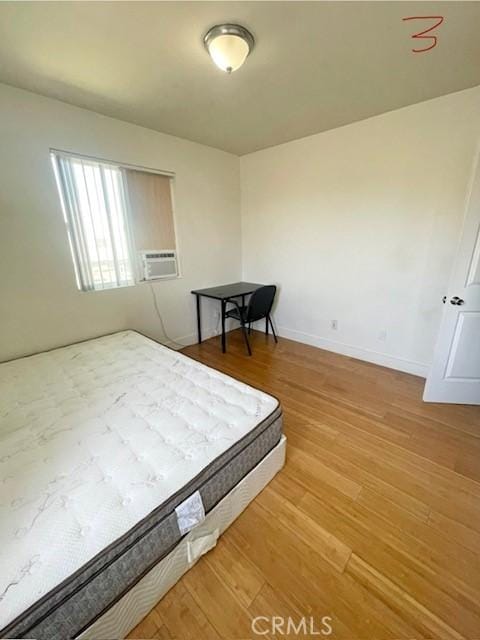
175 490 205 535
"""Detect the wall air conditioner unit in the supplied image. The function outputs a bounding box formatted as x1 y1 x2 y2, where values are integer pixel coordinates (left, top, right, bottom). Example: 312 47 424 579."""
140 250 178 280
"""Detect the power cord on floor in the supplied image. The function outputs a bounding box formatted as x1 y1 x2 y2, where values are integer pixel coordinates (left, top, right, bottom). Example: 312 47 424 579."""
148 283 186 351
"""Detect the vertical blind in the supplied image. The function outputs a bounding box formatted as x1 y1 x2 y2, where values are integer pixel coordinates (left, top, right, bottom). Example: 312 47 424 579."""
123 169 176 252
52 153 134 291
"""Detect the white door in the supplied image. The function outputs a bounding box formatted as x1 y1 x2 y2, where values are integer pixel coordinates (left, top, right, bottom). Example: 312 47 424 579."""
424 151 480 405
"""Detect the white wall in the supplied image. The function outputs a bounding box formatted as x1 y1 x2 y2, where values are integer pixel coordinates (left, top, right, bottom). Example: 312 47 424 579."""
2 82 480 374
0 83 241 361
241 87 480 376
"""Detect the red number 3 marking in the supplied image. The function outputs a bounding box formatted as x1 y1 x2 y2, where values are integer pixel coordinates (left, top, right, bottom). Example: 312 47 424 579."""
402 16 444 53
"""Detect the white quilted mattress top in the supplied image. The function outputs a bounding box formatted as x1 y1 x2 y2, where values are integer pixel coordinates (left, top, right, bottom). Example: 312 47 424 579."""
0 331 278 628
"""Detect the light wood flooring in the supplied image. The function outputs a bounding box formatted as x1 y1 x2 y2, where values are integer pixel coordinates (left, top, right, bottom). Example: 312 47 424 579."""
129 329 480 639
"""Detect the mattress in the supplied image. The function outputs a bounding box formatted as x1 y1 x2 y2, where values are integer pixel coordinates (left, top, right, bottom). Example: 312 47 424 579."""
0 330 282 639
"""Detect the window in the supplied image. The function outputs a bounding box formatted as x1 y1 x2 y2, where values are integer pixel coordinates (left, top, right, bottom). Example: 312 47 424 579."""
51 151 177 291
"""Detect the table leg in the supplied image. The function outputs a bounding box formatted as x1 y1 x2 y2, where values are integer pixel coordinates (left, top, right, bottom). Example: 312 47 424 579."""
196 295 202 344
241 295 246 332
221 299 226 353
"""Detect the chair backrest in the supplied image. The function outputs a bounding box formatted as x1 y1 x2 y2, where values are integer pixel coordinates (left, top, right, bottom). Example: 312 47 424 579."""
246 285 277 323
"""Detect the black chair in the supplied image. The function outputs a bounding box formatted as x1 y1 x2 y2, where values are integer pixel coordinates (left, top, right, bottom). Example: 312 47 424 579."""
225 285 278 356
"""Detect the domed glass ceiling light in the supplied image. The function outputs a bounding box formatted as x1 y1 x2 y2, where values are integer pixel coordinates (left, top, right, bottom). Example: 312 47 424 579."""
204 24 255 73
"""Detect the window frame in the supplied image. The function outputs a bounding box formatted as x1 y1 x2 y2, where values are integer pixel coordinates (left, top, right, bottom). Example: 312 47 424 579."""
51 149 179 292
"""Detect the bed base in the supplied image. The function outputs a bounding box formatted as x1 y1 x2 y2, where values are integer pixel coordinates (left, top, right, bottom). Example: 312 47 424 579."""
78 435 286 640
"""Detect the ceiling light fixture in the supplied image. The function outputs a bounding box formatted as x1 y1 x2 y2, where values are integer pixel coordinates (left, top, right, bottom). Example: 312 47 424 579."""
204 24 254 73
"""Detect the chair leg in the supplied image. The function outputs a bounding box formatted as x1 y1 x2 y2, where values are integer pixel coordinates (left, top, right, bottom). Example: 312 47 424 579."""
248 322 251 335
265 316 269 335
269 315 278 343
241 323 252 356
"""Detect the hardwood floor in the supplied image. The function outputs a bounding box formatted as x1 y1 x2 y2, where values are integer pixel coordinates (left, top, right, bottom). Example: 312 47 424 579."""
129 330 480 639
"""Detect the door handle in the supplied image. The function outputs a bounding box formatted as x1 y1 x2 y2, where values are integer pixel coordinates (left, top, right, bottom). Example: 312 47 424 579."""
450 296 465 306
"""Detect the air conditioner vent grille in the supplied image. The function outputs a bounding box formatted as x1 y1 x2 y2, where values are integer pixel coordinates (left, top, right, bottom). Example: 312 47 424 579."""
140 250 178 280
145 252 175 259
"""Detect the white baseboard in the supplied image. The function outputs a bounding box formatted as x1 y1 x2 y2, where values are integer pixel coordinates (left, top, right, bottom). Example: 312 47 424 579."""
171 322 429 378
167 326 235 350
277 325 430 378
162 331 209 350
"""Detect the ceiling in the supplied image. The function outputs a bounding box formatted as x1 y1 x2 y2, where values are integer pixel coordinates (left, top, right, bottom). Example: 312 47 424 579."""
0 1 479 155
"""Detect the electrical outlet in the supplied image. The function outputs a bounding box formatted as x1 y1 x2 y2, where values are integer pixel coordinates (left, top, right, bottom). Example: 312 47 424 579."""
378 329 387 341
331 319 338 330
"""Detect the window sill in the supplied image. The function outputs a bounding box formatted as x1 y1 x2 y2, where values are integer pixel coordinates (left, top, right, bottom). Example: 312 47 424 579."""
138 275 183 284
